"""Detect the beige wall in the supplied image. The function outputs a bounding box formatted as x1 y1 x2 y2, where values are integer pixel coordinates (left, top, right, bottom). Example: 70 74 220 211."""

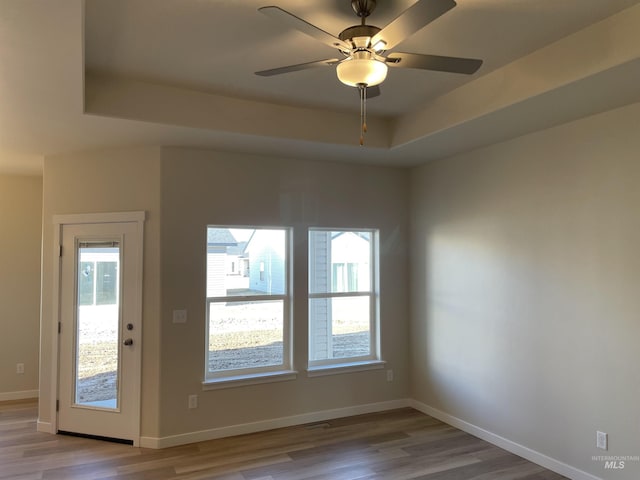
39 148 162 436
158 148 410 437
0 175 42 399
410 101 640 479
38 146 410 440
33 100 640 474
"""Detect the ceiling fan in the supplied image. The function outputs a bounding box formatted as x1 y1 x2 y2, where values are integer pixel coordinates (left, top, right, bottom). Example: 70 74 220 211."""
255 0 483 145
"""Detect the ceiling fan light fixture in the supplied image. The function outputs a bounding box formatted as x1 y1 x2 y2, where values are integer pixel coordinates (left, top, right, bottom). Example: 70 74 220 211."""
336 54 388 87
257 1 482 145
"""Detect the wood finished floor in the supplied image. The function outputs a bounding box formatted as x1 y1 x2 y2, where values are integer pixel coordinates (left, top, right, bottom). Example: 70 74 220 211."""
0 400 567 480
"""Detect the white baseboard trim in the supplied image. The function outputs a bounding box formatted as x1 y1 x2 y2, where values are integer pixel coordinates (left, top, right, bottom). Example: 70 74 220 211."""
0 390 38 402
409 399 602 480
140 398 410 449
37 420 54 434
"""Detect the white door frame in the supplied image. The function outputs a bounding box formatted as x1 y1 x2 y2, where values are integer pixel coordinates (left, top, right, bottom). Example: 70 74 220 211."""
50 211 145 445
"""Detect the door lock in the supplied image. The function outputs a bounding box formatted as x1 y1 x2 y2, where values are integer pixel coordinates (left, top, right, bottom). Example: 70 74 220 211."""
123 338 133 346
126 323 134 331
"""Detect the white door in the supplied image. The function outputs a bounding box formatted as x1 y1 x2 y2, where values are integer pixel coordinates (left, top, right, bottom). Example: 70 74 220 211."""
57 219 142 444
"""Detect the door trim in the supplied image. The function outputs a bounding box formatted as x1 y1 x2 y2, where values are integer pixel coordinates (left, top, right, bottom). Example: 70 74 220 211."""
50 211 145 445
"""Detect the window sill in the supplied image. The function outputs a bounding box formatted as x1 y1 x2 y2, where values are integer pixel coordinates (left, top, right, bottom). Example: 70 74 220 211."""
307 360 386 377
202 370 298 390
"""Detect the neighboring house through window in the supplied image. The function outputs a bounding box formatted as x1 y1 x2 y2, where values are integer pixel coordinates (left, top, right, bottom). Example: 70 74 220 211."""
308 229 380 368
205 226 291 382
78 248 119 306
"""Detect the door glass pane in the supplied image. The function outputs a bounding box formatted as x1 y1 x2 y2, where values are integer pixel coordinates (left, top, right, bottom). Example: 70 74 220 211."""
75 244 120 409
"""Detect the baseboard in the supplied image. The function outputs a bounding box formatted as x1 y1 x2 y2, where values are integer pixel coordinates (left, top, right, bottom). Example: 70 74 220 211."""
134 396 600 480
0 390 38 402
37 420 54 434
409 400 602 480
140 398 410 449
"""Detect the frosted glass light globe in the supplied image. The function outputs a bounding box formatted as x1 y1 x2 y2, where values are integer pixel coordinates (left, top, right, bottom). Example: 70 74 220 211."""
336 54 388 87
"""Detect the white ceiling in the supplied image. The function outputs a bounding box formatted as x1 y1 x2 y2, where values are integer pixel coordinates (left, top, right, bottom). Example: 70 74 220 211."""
2 0 640 174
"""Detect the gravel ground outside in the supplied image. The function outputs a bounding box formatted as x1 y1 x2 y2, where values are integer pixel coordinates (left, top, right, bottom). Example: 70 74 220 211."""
77 302 368 403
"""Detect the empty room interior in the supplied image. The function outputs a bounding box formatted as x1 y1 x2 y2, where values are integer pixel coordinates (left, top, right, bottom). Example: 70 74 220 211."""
1 0 639 479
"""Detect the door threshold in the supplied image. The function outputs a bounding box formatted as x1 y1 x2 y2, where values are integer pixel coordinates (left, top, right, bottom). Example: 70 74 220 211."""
57 430 134 445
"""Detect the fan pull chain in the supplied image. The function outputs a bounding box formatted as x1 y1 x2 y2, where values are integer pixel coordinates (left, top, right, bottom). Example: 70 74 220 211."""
358 83 367 146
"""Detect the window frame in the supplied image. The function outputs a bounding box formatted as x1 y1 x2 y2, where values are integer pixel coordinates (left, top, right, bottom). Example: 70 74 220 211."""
307 228 381 371
204 225 294 385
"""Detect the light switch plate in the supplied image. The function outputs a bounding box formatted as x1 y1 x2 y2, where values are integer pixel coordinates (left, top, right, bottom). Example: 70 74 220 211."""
173 309 187 324
597 431 608 450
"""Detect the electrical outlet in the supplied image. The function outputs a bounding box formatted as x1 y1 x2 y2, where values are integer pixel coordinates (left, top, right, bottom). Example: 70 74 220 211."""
16 363 24 374
173 309 187 324
188 394 198 409
386 369 394 382
597 431 608 450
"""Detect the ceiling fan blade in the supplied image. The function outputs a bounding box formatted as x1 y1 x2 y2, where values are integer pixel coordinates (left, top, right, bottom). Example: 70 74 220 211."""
386 52 482 74
371 0 456 51
255 58 340 77
259 6 351 51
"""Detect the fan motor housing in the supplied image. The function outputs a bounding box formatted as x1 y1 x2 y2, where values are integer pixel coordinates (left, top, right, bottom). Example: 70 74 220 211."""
339 25 381 44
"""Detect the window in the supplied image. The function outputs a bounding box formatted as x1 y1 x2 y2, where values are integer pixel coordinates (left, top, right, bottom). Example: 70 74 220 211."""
205 227 292 382
308 229 379 368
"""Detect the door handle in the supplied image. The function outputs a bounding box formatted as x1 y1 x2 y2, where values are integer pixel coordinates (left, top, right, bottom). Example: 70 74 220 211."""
123 338 133 346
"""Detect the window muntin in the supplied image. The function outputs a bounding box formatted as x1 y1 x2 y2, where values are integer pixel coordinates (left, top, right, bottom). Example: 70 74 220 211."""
205 227 291 379
308 229 379 366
